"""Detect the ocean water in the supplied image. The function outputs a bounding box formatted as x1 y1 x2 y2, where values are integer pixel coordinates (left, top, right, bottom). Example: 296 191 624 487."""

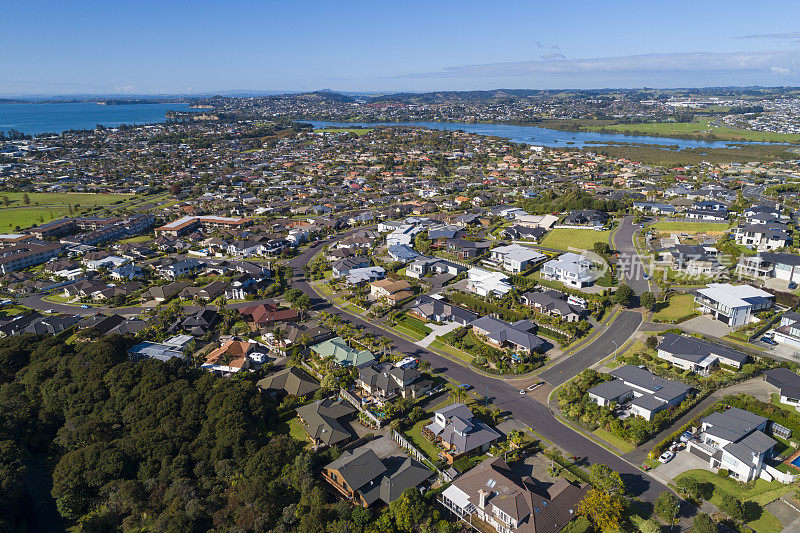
307 120 775 149
0 102 193 135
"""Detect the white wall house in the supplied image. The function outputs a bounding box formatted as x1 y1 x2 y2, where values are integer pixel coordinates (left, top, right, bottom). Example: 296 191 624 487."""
541 252 595 288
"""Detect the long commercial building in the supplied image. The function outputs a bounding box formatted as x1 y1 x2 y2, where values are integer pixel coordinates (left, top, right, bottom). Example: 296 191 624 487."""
155 215 252 236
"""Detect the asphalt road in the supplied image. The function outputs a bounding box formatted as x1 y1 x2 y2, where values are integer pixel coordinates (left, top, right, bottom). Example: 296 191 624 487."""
538 310 642 386
613 216 652 295
287 242 668 503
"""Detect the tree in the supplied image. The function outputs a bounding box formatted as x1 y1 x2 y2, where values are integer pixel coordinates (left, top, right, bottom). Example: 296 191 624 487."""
654 491 680 526
22 193 30 206
645 335 658 350
593 241 612 256
613 284 635 307
692 513 716 533
718 493 745 522
169 182 182 195
578 489 624 531
389 488 427 532
589 463 626 495
640 291 656 311
449 386 468 404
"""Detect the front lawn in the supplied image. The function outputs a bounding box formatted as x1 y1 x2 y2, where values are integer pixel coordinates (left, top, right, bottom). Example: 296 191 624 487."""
539 228 612 251
674 469 796 506
652 294 698 323
428 339 474 364
674 470 788 533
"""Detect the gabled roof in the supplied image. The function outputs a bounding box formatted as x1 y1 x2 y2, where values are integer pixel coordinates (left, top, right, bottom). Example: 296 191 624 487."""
257 366 320 397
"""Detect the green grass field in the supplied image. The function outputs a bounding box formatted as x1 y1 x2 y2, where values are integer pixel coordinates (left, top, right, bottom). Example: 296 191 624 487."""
117 235 152 244
594 118 800 144
0 192 134 206
0 206 73 230
652 294 698 322
429 339 474 365
539 228 611 251
650 221 731 233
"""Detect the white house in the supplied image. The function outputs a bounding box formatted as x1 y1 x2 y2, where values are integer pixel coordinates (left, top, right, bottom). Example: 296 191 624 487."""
466 268 512 297
541 252 595 288
485 244 545 274
694 283 774 327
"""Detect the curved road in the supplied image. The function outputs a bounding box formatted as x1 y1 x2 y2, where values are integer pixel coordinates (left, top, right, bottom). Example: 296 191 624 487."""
613 216 652 295
287 241 666 503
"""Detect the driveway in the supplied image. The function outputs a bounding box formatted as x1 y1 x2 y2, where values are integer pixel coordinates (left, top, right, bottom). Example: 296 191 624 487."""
652 450 709 482
416 321 460 348
680 315 732 338
613 216 652 295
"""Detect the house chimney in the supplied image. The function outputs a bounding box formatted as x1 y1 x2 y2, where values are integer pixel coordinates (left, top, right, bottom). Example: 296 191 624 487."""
478 489 487 509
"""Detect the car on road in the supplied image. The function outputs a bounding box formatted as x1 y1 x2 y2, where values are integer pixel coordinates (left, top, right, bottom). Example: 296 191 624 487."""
519 389 526 395
761 336 778 346
80 305 90 309
458 384 472 390
658 451 674 463
44 309 54 314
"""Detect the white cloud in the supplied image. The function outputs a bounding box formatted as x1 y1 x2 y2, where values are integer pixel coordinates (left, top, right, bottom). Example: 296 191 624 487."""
394 50 800 79
113 85 135 93
771 66 791 74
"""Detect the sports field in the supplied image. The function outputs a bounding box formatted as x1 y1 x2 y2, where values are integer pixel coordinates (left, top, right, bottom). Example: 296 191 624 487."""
0 207 72 230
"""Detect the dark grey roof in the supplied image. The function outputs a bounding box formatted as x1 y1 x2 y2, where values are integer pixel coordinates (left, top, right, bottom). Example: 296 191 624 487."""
470 315 544 352
702 407 767 444
658 333 749 365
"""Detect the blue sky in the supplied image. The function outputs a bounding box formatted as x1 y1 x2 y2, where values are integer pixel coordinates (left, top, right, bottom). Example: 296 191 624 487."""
3 0 800 95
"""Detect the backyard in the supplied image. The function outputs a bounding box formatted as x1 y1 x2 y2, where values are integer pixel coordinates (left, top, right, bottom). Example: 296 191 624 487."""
539 228 612 251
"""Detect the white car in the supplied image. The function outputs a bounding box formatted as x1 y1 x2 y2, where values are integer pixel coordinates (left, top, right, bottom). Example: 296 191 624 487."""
658 451 674 464
519 389 526 395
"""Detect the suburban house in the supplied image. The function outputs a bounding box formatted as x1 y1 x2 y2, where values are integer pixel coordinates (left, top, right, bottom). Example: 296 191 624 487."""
439 457 588 533
369 278 414 305
541 253 595 288
731 222 791 252
562 210 609 227
694 283 774 327
128 336 192 363
176 308 220 336
736 252 800 284
157 258 203 280
765 368 800 409
346 266 386 285
311 336 376 368
501 225 547 242
656 245 723 277
358 362 432 402
657 333 749 375
239 302 299 329
332 257 372 278
485 244 546 273
322 449 433 508
466 267 512 297
587 365 692 421
201 340 263 375
686 407 786 483
388 244 422 263
257 366 320 398
423 403 501 464
470 316 545 355
408 294 478 325
773 311 800 348
406 257 466 279
295 398 356 448
447 239 491 260
520 290 584 322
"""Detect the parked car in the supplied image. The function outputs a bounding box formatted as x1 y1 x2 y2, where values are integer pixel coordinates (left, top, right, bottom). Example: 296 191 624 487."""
680 432 693 443
658 451 674 463
761 337 778 346
527 382 543 391
80 304 90 309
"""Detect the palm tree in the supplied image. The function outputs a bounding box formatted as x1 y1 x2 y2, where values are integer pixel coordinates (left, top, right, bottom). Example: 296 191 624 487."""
449 386 468 404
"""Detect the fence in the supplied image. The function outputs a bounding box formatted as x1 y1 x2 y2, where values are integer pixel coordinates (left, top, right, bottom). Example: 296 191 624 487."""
339 388 383 428
391 428 454 483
